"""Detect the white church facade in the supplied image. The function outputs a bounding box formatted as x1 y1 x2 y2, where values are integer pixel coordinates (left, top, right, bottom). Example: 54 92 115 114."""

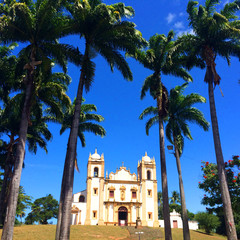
71 150 159 227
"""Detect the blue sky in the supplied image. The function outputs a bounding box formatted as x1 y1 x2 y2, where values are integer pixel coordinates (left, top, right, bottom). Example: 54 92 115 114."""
18 0 240 222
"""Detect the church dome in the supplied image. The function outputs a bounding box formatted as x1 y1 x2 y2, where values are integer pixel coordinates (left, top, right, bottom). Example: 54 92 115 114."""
91 149 101 160
142 152 151 162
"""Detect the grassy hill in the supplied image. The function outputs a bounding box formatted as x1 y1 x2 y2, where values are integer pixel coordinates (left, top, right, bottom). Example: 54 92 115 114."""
0 225 227 240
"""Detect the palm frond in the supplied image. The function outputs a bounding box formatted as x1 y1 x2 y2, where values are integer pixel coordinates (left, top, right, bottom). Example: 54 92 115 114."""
145 116 159 136
139 106 158 120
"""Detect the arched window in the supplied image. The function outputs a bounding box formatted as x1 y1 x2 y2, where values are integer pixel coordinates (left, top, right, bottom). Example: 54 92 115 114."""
79 195 85 202
94 167 99 177
147 170 151 180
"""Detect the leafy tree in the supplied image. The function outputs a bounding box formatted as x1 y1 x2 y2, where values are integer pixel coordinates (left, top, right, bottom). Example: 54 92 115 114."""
187 211 195 221
25 194 58 225
16 186 32 224
199 156 240 238
0 0 79 238
0 178 32 226
179 1 240 238
169 203 182 214
55 1 146 238
195 212 220 234
158 191 195 221
158 191 163 219
138 30 193 240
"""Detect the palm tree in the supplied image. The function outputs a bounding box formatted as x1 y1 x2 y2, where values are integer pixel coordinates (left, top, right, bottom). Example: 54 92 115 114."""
166 83 209 240
158 191 163 207
60 99 106 173
169 191 180 205
60 99 106 148
0 66 71 226
55 1 146 238
0 0 80 238
158 191 163 219
178 1 240 238
138 31 192 240
0 96 60 227
0 43 20 103
15 186 32 224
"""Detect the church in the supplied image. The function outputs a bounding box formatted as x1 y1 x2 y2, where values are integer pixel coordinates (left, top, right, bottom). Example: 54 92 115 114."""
71 149 159 227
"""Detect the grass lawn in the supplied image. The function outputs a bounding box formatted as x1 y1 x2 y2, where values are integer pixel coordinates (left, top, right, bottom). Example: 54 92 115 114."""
0 225 227 240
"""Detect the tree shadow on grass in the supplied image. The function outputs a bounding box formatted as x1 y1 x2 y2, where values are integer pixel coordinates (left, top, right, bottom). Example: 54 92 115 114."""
124 226 163 240
193 230 214 236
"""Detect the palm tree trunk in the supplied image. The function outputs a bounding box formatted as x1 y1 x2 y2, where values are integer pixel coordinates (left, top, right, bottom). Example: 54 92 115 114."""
208 72 237 240
55 147 77 239
55 159 66 239
0 150 14 226
173 136 190 240
157 97 172 240
1 77 33 240
56 56 85 239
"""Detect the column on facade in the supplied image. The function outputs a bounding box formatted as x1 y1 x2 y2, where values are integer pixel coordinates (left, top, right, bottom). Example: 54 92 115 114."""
98 178 104 225
128 206 131 225
105 204 108 223
130 205 132 225
113 204 116 224
153 180 159 227
141 179 147 226
85 178 92 225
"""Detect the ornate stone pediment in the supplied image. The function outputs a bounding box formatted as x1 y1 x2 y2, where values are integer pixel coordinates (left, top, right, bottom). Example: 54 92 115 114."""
109 167 137 181
71 205 80 213
108 185 116 190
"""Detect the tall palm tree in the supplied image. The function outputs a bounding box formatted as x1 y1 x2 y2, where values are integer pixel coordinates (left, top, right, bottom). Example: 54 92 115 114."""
138 31 192 240
0 0 80 238
0 67 71 218
178 1 240 238
166 83 209 240
0 95 63 227
55 1 146 238
60 99 106 173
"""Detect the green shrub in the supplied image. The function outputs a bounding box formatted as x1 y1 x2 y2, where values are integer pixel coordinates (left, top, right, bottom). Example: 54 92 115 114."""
195 212 220 234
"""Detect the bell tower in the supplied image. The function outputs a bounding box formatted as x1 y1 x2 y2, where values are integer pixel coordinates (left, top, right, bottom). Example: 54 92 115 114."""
85 149 105 225
137 152 158 227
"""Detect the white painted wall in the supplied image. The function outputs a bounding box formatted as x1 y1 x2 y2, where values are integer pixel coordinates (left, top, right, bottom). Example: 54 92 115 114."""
105 183 139 202
90 177 100 224
146 180 154 227
71 202 86 225
188 221 199 230
158 210 199 230
72 190 87 202
109 204 113 222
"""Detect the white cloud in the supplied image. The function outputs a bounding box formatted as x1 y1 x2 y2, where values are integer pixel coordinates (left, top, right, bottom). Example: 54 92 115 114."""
176 28 195 37
166 13 176 24
223 0 230 5
174 21 184 29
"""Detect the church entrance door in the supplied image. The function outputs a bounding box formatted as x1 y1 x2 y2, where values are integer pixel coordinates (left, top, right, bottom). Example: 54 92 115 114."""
118 206 128 226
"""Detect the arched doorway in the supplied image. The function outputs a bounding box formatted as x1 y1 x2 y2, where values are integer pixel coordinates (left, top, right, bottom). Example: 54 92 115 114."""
118 206 128 226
